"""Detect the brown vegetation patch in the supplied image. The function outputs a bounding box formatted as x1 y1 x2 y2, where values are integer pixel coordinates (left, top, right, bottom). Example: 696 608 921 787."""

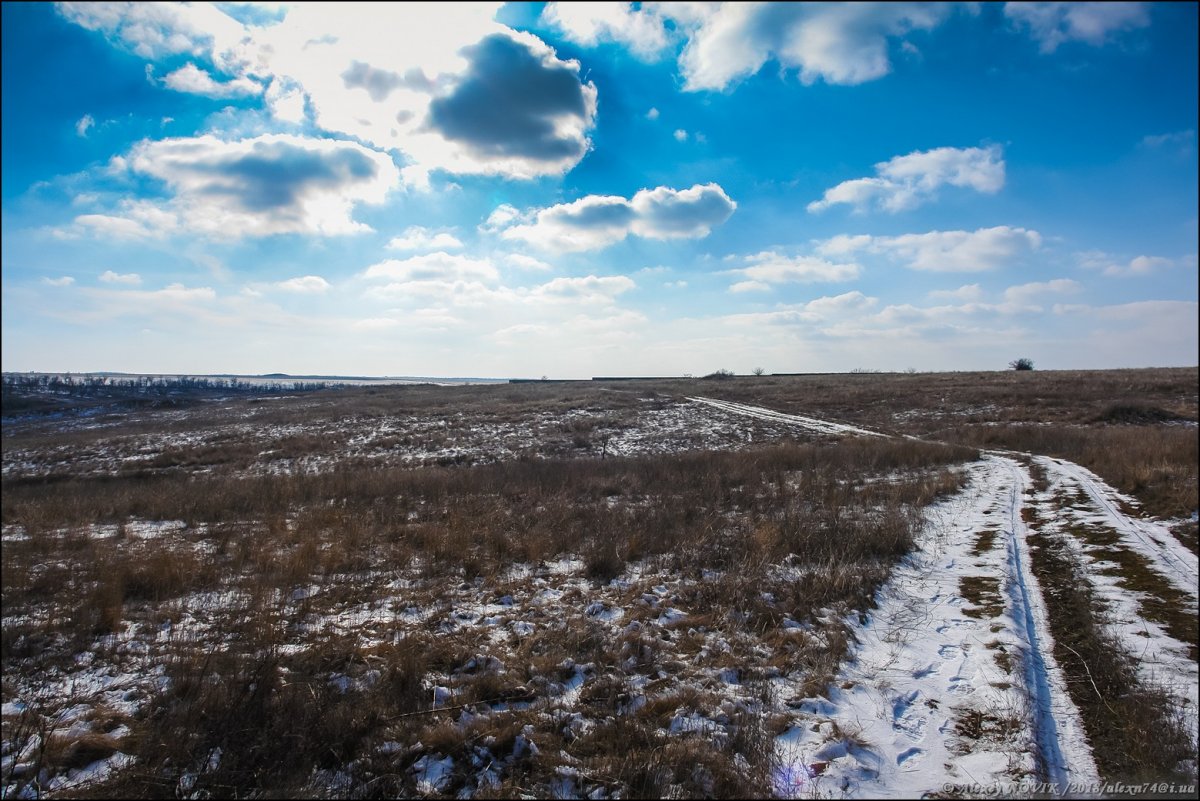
959 576 1005 620
1025 525 1193 784
1063 525 1199 662
971 528 999 556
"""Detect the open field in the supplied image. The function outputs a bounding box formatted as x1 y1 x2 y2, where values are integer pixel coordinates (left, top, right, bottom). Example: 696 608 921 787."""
2 368 1197 798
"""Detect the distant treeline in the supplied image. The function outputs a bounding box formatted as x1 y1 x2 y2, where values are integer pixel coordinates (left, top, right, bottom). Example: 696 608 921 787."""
2 373 341 396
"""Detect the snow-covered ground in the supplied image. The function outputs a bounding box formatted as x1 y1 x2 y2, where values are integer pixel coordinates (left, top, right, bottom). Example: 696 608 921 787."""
1034 456 1198 602
3 395 1196 798
1031 456 1199 751
688 397 884 438
701 399 1197 798
769 455 1099 798
2 397 814 480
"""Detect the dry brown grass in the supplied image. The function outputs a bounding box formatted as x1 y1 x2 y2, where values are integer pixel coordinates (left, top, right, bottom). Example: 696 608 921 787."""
4 367 1194 798
949 424 1197 520
1024 500 1194 784
3 432 969 797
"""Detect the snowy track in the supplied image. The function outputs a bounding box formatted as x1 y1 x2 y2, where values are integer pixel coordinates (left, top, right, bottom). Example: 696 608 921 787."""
687 396 883 438
703 396 1195 795
996 456 1099 791
1034 455 1199 602
694 392 1196 795
776 455 1099 797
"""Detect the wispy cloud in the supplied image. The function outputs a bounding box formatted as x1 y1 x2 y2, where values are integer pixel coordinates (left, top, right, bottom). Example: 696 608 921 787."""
386 227 465 252
275 275 331 293
725 251 862 290
1005 2 1150 53
815 226 1041 272
809 146 1005 214
1076 250 1182 277
98 270 142 285
161 63 262 98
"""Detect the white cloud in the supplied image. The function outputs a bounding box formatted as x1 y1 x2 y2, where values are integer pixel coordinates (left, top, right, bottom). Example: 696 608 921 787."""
817 226 1042 272
530 275 635 303
657 2 955 91
730 280 771 293
82 282 217 312
99 270 142 285
56 1 247 60
722 290 878 327
1140 129 1195 150
726 251 862 288
74 207 172 240
275 275 331 293
504 253 555 271
59 4 599 183
928 284 983 302
79 134 399 239
813 234 874 257
646 107 660 120
481 204 523 233
496 183 736 252
62 282 227 327
363 253 500 284
1088 299 1196 323
358 246 633 315
43 276 75 287
161 62 262 97
418 31 598 181
154 284 217 303
1077 250 1178 277
674 129 688 142
386 226 465 252
75 114 95 137
501 194 633 251
804 290 877 317
809 145 1005 213
1046 300 1198 367
630 184 737 239
1005 2 1150 53
878 227 1040 272
542 2 671 59
1003 278 1082 307
265 80 307 124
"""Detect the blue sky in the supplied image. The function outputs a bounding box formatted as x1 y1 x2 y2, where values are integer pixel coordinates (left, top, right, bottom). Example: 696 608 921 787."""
2 2 1196 378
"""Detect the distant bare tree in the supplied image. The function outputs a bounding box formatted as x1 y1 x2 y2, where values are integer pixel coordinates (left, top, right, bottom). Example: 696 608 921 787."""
1009 358 1034 371
752 367 765 376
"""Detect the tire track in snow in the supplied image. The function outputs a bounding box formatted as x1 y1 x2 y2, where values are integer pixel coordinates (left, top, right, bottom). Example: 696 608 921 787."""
694 397 1102 794
996 456 1100 792
700 397 1199 792
1034 455 1199 602
771 453 1100 794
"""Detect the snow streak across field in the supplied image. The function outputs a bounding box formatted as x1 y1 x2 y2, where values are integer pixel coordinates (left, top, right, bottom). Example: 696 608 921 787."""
686 397 883 438
699 397 1197 797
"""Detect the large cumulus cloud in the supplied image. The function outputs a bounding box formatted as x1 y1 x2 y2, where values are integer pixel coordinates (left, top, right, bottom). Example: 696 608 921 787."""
543 2 955 90
425 33 597 173
57 4 598 184
76 134 398 239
